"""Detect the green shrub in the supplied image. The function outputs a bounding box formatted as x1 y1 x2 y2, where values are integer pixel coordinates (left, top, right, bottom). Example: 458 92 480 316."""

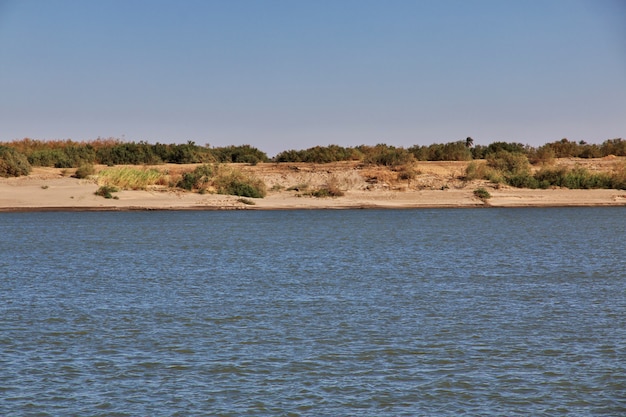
465 161 503 183
212 145 269 164
465 161 487 180
409 141 472 161
215 173 266 198
559 168 611 189
528 146 555 165
484 141 528 156
507 173 539 189
487 151 531 176
0 146 31 177
473 187 491 200
74 163 96 179
600 138 626 157
95 185 119 199
533 166 618 189
176 164 214 191
361 144 414 167
534 167 567 187
274 145 359 163
609 163 626 189
28 149 68 167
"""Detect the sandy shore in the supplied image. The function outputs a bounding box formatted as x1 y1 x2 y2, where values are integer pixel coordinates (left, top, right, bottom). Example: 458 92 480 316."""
1 162 625 211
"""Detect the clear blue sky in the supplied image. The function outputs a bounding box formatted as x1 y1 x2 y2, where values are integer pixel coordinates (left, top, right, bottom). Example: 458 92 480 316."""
1 0 624 156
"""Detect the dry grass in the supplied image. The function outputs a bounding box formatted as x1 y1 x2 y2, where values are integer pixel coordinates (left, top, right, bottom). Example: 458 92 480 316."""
97 166 165 190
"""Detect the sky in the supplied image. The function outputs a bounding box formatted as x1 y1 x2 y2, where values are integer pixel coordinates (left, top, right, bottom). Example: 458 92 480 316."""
0 0 624 156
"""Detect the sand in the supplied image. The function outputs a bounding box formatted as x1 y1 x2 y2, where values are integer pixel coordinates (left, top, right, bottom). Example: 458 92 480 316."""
1 160 625 211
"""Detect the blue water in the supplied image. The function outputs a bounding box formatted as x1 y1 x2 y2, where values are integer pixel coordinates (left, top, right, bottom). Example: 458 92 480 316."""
1 208 625 416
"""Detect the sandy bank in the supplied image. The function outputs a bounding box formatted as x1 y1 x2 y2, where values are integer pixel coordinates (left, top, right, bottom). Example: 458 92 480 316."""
1 162 625 212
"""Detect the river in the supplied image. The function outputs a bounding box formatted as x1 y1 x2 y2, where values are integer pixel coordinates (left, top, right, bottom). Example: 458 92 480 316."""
1 208 625 415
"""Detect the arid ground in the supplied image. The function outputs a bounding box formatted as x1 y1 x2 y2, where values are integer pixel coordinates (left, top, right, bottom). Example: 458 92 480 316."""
1 158 625 211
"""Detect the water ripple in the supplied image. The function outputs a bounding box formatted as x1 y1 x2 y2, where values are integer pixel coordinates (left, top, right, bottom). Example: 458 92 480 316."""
1 208 625 415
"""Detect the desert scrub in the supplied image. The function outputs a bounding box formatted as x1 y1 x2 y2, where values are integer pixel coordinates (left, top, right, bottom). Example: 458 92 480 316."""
98 166 163 190
465 161 491 180
487 150 532 176
176 164 214 191
177 164 267 198
0 146 31 177
534 166 616 189
473 187 492 201
214 168 267 198
361 144 415 167
308 187 344 198
396 164 419 181
305 177 345 198
74 163 96 179
95 185 119 199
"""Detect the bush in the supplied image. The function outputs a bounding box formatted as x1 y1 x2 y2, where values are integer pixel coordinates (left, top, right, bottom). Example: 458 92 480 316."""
28 149 68 167
559 167 612 189
212 145 269 164
409 141 472 161
464 161 503 183
95 185 119 199
528 146 555 165
176 164 214 191
534 167 567 187
274 145 359 163
609 162 626 189
74 163 96 179
507 173 539 189
0 146 31 177
220 180 266 198
473 187 491 200
361 144 414 167
533 166 617 189
214 170 267 198
600 138 626 157
397 164 418 180
177 164 267 197
484 141 528 156
487 151 531 176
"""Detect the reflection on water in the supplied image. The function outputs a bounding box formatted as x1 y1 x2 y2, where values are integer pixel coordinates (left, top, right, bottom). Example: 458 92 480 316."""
1 208 625 415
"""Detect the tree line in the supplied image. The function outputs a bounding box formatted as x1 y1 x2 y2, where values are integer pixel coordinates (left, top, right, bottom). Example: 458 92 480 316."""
0 137 624 173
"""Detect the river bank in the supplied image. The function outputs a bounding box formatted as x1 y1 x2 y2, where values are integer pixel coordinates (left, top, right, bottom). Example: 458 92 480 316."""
1 160 625 211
